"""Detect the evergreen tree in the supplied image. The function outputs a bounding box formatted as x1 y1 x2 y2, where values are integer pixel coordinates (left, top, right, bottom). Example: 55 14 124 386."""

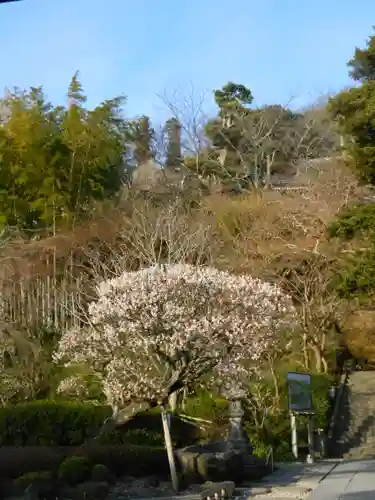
0 73 128 232
164 117 182 169
214 82 253 116
128 115 155 165
328 30 375 183
347 27 375 82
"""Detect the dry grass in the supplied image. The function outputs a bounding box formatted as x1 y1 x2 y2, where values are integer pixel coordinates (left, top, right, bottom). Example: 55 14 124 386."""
0 158 366 330
344 309 375 363
196 159 361 278
0 159 362 280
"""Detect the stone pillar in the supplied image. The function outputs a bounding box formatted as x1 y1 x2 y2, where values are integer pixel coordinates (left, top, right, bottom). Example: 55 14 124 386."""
226 399 253 453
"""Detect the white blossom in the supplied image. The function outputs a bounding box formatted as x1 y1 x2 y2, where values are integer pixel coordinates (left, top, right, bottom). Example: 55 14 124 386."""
55 264 296 409
56 375 93 399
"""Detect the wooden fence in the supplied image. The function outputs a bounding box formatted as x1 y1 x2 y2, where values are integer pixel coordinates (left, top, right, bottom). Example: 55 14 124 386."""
0 249 91 332
0 275 84 331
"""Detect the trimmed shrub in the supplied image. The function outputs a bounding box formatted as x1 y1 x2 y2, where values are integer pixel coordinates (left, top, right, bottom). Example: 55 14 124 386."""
91 463 110 482
0 400 201 447
76 445 171 478
0 446 64 481
0 400 109 446
58 456 90 485
100 427 164 447
13 470 53 491
0 445 170 481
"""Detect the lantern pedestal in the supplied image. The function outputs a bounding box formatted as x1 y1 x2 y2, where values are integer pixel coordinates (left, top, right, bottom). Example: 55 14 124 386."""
226 398 252 453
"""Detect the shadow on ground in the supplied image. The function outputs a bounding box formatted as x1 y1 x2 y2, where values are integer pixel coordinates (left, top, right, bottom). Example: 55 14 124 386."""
342 492 375 499
329 374 350 458
328 459 375 478
342 414 375 455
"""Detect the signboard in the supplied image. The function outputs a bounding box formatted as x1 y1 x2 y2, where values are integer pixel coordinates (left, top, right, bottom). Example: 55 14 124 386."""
286 372 312 412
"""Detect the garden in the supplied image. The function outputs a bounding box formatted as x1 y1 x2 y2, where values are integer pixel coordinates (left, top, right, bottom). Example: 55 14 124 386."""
2 26 375 499
0 264 336 500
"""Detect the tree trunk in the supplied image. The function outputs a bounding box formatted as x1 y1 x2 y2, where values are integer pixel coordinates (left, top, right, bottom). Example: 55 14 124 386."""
322 356 328 373
264 153 274 189
303 331 309 370
161 404 179 492
268 358 279 404
311 344 327 373
254 165 259 188
181 387 188 411
264 156 271 189
168 391 178 412
85 401 153 445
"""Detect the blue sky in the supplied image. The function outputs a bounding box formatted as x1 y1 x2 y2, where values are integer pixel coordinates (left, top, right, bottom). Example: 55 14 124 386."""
0 0 374 122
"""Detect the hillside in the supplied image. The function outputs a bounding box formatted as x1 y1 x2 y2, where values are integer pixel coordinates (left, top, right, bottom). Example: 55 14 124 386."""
0 157 365 375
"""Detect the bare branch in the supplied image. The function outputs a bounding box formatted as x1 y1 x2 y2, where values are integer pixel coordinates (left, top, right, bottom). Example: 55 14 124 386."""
158 83 210 157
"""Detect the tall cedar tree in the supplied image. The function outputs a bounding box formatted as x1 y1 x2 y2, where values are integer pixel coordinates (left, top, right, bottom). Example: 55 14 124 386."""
164 118 182 169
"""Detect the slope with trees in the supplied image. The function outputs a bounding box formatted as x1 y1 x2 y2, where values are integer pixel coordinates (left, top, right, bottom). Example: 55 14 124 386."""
328 27 375 365
0 31 372 492
182 83 339 191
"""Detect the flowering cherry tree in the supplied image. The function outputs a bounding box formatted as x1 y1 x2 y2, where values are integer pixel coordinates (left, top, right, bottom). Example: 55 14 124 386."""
54 264 295 489
55 263 295 413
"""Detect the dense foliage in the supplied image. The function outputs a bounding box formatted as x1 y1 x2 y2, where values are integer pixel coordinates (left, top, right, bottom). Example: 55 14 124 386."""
194 84 337 188
328 203 375 298
324 29 375 365
0 74 127 232
0 400 200 447
328 28 375 183
246 373 333 460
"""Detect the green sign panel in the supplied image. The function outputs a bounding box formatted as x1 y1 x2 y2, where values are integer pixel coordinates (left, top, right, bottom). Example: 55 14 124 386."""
287 372 312 412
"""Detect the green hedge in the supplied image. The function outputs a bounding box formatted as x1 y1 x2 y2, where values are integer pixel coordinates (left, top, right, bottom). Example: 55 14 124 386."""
78 444 171 478
0 400 201 447
0 445 170 481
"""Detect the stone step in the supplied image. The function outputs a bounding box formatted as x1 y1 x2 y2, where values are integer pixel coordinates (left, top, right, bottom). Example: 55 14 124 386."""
233 486 271 496
345 441 375 451
347 443 375 453
268 484 312 497
346 447 375 454
335 371 375 459
345 450 375 459
234 484 311 498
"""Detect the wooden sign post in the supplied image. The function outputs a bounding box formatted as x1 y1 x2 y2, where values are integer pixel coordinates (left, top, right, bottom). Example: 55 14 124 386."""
287 372 315 463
